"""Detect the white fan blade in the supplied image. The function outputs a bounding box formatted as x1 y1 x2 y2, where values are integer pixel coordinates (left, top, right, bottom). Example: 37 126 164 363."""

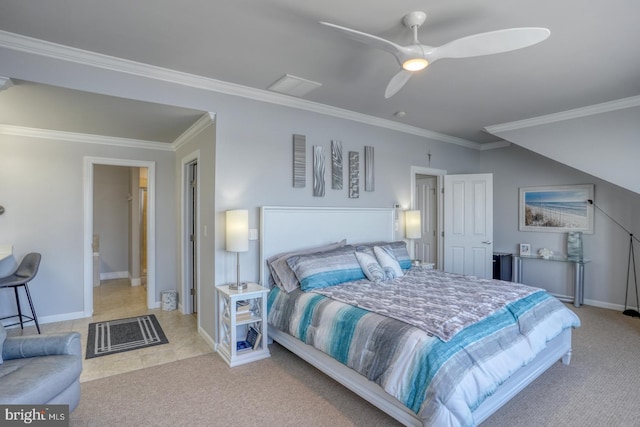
428 28 550 63
385 70 412 98
319 21 405 57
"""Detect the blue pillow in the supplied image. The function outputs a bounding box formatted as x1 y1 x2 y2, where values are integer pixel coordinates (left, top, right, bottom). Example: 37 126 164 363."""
287 246 365 291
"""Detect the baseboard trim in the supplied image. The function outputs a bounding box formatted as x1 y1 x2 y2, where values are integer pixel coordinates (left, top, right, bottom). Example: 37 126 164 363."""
198 325 215 350
100 271 129 281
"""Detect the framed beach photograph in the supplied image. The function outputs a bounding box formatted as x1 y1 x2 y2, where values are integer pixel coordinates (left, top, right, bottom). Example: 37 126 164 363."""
519 184 594 233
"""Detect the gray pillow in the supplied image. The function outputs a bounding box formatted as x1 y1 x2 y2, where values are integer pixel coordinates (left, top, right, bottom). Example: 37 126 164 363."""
287 245 365 291
267 240 346 293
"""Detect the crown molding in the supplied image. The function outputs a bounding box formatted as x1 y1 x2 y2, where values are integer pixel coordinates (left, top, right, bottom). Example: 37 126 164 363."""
479 140 511 150
0 124 174 151
172 112 216 151
485 95 640 135
0 30 481 150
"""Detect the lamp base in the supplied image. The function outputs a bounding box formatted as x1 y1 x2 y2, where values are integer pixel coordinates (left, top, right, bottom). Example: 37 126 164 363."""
229 282 248 291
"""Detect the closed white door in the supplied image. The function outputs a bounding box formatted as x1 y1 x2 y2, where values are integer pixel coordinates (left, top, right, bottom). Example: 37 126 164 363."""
443 174 493 278
415 175 437 264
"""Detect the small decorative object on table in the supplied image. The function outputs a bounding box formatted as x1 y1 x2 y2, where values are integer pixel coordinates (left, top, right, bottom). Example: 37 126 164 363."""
567 231 583 261
519 243 531 256
538 248 553 259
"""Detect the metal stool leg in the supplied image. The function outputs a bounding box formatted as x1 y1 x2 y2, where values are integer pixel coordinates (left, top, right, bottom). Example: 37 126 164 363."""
13 285 24 330
23 283 40 334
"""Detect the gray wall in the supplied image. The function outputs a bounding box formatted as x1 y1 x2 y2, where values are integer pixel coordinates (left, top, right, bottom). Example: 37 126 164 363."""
212 96 480 287
174 120 216 340
93 164 130 278
480 144 640 309
0 134 177 322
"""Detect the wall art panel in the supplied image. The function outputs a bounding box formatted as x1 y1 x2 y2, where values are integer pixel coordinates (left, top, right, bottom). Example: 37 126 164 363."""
331 140 343 190
364 145 374 192
313 145 326 197
292 134 306 188
349 151 359 199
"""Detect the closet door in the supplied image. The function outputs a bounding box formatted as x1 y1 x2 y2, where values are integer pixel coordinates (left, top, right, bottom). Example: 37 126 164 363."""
443 174 493 278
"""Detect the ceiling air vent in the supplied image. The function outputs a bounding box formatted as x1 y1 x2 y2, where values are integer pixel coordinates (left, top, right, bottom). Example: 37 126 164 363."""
267 74 321 97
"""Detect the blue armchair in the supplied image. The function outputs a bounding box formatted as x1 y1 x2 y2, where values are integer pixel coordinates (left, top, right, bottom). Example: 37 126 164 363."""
0 324 82 411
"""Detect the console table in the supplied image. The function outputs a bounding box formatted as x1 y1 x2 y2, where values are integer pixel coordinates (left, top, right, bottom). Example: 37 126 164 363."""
513 255 589 308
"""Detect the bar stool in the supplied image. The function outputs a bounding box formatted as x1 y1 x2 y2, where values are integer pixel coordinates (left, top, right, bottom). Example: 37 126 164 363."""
0 252 41 334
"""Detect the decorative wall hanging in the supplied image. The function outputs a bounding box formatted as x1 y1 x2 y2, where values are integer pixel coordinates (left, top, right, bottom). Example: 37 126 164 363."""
292 134 306 188
313 145 325 197
331 140 343 190
364 145 374 192
519 184 594 233
349 151 359 199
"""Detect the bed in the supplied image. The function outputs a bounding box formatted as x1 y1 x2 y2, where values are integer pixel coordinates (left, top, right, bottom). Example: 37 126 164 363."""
260 206 580 426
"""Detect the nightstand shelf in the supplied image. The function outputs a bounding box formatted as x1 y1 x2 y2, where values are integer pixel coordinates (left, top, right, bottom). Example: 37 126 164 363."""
216 283 270 367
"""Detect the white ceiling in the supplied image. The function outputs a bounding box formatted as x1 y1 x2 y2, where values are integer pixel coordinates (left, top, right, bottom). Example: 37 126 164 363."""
0 0 638 145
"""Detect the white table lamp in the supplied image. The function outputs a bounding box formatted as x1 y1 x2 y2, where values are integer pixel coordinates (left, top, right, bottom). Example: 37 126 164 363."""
226 209 249 290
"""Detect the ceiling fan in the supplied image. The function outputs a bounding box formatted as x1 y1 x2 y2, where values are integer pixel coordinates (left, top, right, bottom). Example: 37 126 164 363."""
320 11 550 98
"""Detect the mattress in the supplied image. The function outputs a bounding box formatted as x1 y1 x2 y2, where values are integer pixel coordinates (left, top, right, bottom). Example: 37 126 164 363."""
267 269 580 426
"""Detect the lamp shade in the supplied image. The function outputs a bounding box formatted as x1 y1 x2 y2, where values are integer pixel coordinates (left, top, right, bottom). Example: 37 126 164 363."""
405 210 421 239
226 209 249 252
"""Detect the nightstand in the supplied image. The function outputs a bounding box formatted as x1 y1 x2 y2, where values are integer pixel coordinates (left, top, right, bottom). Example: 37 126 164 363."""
216 283 270 367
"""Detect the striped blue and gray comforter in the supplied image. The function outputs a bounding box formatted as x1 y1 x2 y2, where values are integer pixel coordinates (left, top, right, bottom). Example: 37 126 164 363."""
267 268 580 426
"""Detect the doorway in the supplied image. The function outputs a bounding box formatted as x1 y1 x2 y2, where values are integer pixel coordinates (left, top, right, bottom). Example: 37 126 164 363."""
411 166 446 270
181 151 200 317
83 157 156 316
186 160 198 315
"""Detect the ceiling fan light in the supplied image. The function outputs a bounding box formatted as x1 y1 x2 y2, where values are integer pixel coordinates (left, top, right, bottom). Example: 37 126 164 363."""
402 58 428 71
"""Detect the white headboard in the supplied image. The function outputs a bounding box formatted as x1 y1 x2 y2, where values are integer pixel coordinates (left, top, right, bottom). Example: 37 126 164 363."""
259 206 395 285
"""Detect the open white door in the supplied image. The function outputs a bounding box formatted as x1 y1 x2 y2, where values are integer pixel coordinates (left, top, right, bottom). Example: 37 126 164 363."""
443 174 493 278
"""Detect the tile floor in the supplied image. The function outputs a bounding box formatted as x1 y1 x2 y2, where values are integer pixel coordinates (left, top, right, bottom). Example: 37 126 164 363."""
6 279 213 382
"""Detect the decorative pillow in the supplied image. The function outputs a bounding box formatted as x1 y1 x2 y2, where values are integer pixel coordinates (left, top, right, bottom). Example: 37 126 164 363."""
355 251 385 282
287 245 366 291
384 241 412 270
374 245 404 280
354 241 387 255
0 323 6 364
356 241 411 270
267 240 346 293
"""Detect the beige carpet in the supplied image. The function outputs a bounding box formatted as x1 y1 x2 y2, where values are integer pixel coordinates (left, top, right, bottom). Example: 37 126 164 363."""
70 304 640 427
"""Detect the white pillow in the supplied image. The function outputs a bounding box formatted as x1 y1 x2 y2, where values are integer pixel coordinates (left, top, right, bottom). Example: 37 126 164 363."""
355 251 385 282
374 246 404 280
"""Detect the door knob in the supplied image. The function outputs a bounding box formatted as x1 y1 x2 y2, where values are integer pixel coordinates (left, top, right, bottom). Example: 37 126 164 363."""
482 240 492 244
